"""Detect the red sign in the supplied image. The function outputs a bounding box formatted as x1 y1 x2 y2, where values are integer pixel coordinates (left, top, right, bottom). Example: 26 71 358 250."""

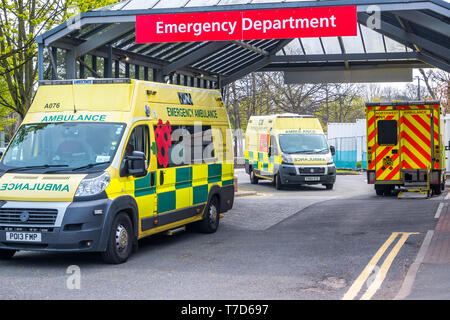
136 6 357 43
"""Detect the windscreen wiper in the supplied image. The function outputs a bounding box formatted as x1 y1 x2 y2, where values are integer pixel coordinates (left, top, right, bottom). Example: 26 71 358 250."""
2 164 69 174
71 161 111 172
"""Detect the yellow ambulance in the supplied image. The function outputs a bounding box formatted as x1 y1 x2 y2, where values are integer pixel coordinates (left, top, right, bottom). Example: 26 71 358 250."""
366 100 445 196
0 78 234 263
244 114 336 190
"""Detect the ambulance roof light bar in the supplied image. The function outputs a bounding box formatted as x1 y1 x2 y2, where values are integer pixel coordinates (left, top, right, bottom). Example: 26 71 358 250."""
365 100 441 107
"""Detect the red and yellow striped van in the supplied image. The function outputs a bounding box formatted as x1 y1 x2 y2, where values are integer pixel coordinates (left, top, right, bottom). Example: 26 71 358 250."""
366 101 445 196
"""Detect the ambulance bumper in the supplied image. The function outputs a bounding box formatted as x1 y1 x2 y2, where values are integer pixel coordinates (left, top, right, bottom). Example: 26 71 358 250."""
0 199 110 252
278 164 336 185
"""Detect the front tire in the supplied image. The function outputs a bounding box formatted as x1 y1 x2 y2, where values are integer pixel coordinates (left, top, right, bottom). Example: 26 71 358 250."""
101 212 134 264
196 196 220 234
250 168 259 184
0 249 16 260
325 184 334 190
275 174 283 190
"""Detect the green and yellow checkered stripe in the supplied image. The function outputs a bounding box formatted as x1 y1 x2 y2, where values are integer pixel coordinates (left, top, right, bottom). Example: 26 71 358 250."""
245 150 281 175
134 162 234 214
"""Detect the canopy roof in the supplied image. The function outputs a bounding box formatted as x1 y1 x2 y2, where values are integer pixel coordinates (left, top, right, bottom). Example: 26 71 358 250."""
37 0 450 87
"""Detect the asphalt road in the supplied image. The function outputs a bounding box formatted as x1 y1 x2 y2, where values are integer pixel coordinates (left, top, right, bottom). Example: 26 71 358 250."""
0 169 442 300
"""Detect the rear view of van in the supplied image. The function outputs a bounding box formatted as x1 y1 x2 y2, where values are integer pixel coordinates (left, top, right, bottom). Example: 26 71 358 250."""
245 114 336 190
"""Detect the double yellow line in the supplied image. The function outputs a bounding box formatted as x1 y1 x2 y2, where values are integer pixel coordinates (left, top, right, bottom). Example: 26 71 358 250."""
342 232 419 300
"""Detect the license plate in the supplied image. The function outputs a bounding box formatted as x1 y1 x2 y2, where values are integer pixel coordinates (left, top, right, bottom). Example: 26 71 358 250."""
304 176 320 181
6 232 41 242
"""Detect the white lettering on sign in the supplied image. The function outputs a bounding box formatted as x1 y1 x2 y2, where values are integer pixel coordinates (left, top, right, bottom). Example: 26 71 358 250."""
136 7 356 43
156 21 238 36
242 16 336 33
156 16 337 37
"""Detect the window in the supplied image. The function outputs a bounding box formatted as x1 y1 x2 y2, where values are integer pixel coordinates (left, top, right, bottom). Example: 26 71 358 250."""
1 122 125 171
154 124 215 168
377 120 398 145
269 135 278 156
125 125 149 160
278 134 328 154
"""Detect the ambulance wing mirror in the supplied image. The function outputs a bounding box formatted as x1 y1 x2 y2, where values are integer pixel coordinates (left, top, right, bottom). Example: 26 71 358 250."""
446 142 450 151
330 146 336 156
126 151 147 177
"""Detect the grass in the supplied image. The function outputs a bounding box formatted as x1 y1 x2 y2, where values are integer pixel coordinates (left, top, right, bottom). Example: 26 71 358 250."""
337 169 362 175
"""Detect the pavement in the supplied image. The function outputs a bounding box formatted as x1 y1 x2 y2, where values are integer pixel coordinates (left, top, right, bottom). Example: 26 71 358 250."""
398 196 450 300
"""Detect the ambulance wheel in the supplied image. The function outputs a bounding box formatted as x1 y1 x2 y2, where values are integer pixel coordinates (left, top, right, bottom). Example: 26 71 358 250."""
325 183 334 190
0 249 16 260
250 169 258 184
196 196 220 234
433 184 442 195
384 187 392 196
375 186 385 196
101 212 133 264
275 174 283 190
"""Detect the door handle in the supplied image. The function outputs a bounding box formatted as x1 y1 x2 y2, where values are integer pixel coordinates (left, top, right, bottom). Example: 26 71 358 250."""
160 171 164 185
150 172 155 186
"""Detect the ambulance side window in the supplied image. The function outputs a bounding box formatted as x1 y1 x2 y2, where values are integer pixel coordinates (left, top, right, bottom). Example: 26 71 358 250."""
377 120 397 145
125 125 149 161
269 135 278 156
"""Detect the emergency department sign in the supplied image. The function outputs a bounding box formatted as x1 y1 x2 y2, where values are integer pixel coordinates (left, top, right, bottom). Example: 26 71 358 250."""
136 6 357 43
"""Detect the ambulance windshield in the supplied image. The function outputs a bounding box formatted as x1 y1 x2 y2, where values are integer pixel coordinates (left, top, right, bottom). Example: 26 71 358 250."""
0 122 126 172
279 134 329 154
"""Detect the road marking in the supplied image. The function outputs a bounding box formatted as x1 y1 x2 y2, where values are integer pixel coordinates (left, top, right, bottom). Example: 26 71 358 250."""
342 232 419 300
394 230 434 300
360 232 419 300
445 191 450 200
434 203 445 219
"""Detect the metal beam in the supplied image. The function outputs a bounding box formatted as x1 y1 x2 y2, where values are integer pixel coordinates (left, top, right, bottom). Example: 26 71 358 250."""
75 23 135 58
358 12 450 61
104 45 113 78
41 15 135 46
418 51 450 72
285 68 413 84
38 43 44 81
270 52 420 63
395 11 450 37
261 61 428 72
221 56 271 86
49 47 58 80
162 42 230 75
231 40 269 56
65 50 76 79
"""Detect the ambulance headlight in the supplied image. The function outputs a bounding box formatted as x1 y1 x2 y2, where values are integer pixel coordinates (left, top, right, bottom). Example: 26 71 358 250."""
75 172 110 197
281 154 293 165
327 156 335 165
